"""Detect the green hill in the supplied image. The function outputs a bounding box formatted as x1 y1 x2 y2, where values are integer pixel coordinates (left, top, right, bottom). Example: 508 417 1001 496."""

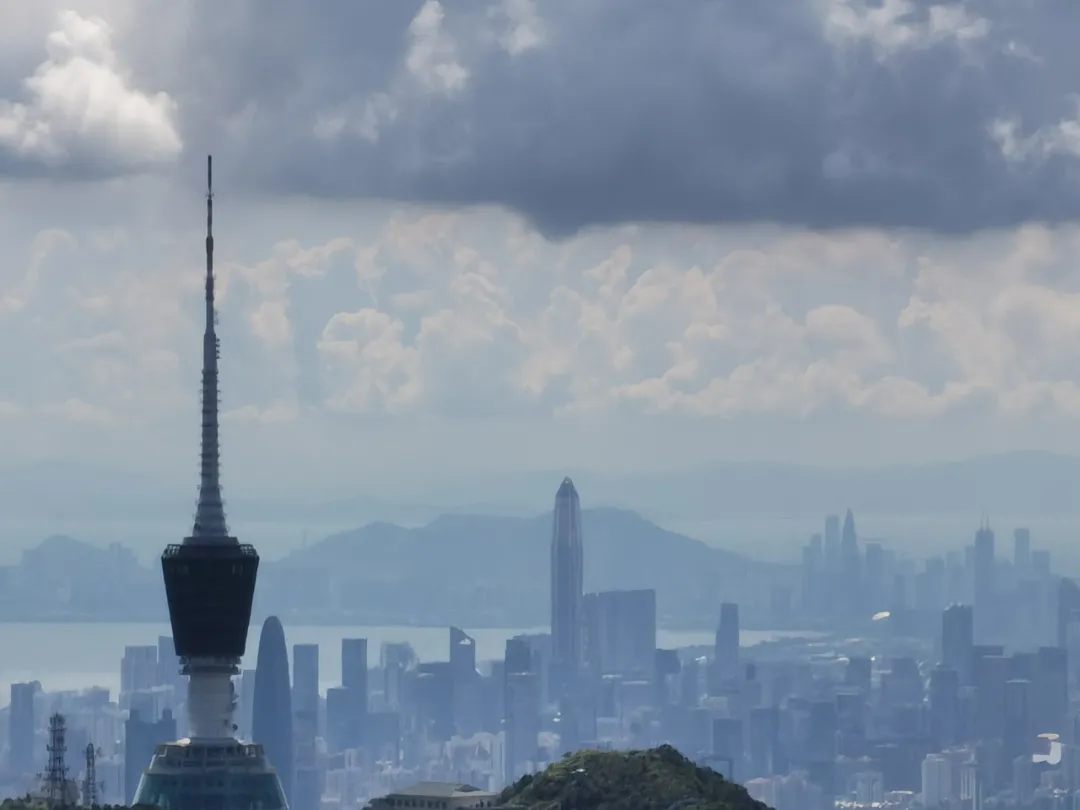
497 745 770 810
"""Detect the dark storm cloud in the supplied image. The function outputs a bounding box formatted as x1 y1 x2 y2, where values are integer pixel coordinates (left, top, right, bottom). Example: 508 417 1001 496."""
11 0 1080 236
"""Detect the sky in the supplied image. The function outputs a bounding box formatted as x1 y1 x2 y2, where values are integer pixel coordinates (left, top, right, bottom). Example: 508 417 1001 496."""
3 0 1080 501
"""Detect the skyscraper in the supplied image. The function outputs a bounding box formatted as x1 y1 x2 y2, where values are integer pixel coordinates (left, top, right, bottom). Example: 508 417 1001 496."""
841 508 861 615
715 602 740 684
942 604 974 685
8 682 36 772
550 477 584 692
292 644 319 810
973 521 996 640
341 638 368 749
133 157 287 810
253 616 294 806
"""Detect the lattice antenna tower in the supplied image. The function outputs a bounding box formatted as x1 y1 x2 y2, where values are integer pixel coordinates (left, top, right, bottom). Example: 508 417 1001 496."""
81 743 102 807
44 713 69 807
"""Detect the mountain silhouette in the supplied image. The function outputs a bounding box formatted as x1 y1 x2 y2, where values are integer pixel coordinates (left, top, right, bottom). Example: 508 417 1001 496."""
261 507 790 628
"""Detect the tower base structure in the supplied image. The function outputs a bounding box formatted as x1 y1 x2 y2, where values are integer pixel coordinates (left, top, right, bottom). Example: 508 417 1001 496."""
134 739 288 810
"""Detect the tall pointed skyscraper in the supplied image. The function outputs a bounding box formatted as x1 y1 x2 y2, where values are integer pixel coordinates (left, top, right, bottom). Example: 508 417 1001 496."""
253 617 293 805
550 477 584 693
133 157 289 810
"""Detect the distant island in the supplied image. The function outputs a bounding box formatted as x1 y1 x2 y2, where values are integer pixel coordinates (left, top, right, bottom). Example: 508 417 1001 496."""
496 745 769 810
0 508 797 630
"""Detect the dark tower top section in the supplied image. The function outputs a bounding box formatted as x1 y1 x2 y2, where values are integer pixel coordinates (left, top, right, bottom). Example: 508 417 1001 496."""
253 617 293 805
161 156 258 661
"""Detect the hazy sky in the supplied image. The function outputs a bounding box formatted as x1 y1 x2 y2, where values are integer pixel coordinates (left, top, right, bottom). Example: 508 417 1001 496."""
3 0 1080 499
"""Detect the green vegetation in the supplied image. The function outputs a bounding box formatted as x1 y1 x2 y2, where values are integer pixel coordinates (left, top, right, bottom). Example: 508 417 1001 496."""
497 745 770 810
0 801 157 810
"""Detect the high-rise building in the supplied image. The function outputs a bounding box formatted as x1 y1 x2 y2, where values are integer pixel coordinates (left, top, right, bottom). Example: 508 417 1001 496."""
292 644 319 810
132 157 287 810
450 627 480 736
253 617 293 806
922 753 951 808
973 522 996 640
121 646 159 697
715 602 740 684
551 477 584 693
1014 529 1031 577
341 638 368 749
1058 578 1080 650
841 508 862 615
8 681 36 772
942 604 974 685
824 514 841 573
583 590 657 680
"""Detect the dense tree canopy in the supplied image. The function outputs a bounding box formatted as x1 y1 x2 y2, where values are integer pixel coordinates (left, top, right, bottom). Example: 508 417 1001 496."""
497 745 770 810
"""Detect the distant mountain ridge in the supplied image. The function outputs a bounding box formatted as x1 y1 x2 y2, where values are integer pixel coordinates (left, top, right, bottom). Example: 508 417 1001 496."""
258 506 792 628
0 510 794 629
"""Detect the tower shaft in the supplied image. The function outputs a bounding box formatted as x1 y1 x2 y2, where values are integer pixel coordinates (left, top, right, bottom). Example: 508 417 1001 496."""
193 154 228 541
160 155 258 736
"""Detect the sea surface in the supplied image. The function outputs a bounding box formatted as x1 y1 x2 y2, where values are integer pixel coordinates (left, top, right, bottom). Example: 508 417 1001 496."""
0 622 809 705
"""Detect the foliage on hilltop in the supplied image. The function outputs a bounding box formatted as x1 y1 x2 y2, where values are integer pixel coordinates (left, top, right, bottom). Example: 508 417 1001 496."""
497 745 770 810
0 800 158 810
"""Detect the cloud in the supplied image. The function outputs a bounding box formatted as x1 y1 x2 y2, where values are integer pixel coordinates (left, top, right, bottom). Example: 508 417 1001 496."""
0 10 181 177
8 1 1080 234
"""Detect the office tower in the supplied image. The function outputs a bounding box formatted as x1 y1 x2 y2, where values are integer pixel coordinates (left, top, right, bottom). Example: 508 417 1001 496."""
156 636 183 694
120 646 159 696
292 643 320 810
124 709 176 803
1004 678 1034 763
824 514 841 572
973 521 996 640
253 617 293 805
341 638 368 748
292 643 319 729
583 589 657 679
325 688 349 754
845 656 872 694
942 604 974 684
450 627 480 736
1014 529 1031 577
802 535 822 614
1059 578 1080 649
134 158 287 810
551 476 584 693
922 753 951 808
928 667 960 747
841 508 861 614
503 657 541 785
715 602 740 684
974 654 1008 740
1034 646 1068 735
8 682 36 772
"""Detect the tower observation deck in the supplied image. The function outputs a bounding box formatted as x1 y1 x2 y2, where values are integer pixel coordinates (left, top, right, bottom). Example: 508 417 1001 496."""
134 156 288 810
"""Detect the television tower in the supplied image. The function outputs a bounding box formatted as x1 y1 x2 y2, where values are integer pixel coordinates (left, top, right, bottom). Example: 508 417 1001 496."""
131 157 289 810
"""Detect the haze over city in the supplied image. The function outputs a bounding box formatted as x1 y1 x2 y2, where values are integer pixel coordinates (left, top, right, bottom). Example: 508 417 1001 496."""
4 2 1080 810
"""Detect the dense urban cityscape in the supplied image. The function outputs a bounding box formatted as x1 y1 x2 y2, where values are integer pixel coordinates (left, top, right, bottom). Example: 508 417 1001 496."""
0 482 1077 810
3 159 1080 809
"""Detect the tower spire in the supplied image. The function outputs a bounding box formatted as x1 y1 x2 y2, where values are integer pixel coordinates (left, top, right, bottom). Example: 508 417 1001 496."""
190 154 229 542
